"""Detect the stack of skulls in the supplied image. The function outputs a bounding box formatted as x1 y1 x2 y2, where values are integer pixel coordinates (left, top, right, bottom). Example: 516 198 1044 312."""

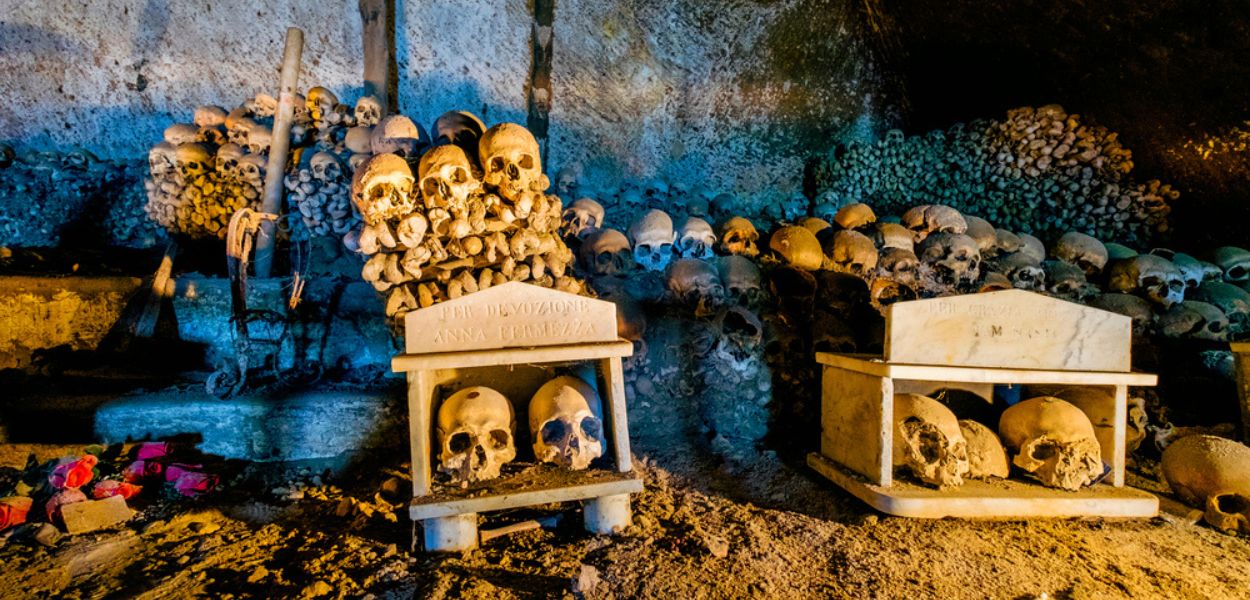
348 119 587 322
811 104 1178 245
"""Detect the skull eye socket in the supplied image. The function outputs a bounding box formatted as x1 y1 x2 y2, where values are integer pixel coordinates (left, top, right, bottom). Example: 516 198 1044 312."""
1168 280 1185 292
488 429 510 449
490 157 506 173
448 432 472 454
1228 266 1247 280
422 178 440 197
451 167 468 184
1030 440 1059 461
580 417 602 441
518 154 535 170
541 419 569 444
1215 493 1250 515
659 243 673 254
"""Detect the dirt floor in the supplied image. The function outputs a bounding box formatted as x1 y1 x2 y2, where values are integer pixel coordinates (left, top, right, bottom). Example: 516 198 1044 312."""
2 439 1249 600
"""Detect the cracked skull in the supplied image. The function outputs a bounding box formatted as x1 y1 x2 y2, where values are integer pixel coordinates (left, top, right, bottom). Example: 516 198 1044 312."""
893 393 970 487
1162 435 1250 534
529 375 604 470
901 204 968 242
437 386 517 484
999 396 1104 490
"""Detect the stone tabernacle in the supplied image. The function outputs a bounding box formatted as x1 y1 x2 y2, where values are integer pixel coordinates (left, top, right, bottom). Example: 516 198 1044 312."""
3 2 1250 597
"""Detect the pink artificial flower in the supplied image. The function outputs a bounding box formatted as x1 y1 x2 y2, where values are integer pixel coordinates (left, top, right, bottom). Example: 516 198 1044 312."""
49 455 99 490
122 460 163 483
0 496 33 531
92 480 142 500
164 463 204 483
172 471 219 498
45 488 88 522
135 442 169 461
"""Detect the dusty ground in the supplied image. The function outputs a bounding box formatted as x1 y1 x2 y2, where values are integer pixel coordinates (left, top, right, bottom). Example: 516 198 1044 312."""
2 440 1249 600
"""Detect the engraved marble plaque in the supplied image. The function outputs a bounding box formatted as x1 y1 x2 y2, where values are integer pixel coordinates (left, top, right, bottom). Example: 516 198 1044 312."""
884 290 1132 372
403 282 618 354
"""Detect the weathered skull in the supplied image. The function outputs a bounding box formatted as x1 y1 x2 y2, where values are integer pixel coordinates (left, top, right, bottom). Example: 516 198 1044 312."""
1018 233 1046 263
1168 252 1205 290
480 123 546 202
213 143 244 178
675 217 717 260
249 93 278 118
148 142 177 179
432 110 486 164
901 205 968 242
717 255 763 308
994 229 1023 256
579 228 634 276
1043 260 1090 300
709 305 765 375
823 230 879 276
709 192 738 223
992 251 1046 291
1054 387 1147 460
768 226 824 271
553 165 580 198
999 396 1104 490
309 151 344 183
1051 232 1109 276
629 209 676 272
1199 261 1225 282
1089 293 1155 336
350 153 416 226
237 154 266 187
529 376 604 470
1157 301 1229 341
305 87 339 122
344 126 373 154
437 387 517 484
354 95 383 127
876 247 919 286
370 114 428 158
917 232 981 285
174 143 212 179
717 217 760 258
1190 282 1250 337
1212 247 1250 284
893 393 970 487
561 198 605 240
193 105 228 128
163 123 200 146
964 216 998 256
1161 435 1250 534
799 217 833 236
417 144 476 210
1107 254 1185 308
244 122 273 155
872 222 914 252
666 258 725 316
833 203 877 230
959 420 1010 479
1104 242 1138 261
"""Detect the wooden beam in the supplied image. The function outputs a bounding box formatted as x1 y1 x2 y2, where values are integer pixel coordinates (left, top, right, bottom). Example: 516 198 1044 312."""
254 27 304 279
359 0 396 115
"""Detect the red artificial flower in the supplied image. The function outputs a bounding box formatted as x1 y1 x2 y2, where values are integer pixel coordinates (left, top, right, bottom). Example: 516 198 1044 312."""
92 480 142 500
0 496 33 530
122 460 163 483
135 442 169 461
49 455 99 490
45 488 88 522
172 471 219 497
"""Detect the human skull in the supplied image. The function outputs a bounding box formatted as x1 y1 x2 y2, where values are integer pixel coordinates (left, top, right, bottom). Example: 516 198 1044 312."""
667 258 725 316
1157 301 1229 341
709 306 765 375
417 144 476 210
305 87 338 122
249 93 278 118
350 153 416 226
344 126 373 154
768 226 824 271
992 252 1046 291
561 198 605 240
959 420 1010 479
432 110 486 164
1051 232 1109 276
717 255 763 308
963 216 998 256
871 222 914 252
917 232 981 286
1189 282 1250 337
148 142 177 179
213 143 244 179
993 229 1023 256
1053 387 1147 460
1168 252 1205 290
529 375 605 470
1018 233 1046 263
244 122 273 155
833 203 877 230
1107 254 1185 308
579 229 633 276
354 95 383 126
437 386 517 484
163 123 200 147
876 247 919 286
370 114 428 158
1043 260 1091 300
675 217 717 260
892 393 970 487
798 217 833 236
480 123 546 203
1161 435 1250 534
998 396 1104 490
553 165 580 198
310 151 344 183
192 105 227 128
717 217 760 258
629 209 676 272
900 205 968 242
1089 293 1155 336
823 230 879 276
237 154 266 187
174 143 212 179
1212 247 1250 284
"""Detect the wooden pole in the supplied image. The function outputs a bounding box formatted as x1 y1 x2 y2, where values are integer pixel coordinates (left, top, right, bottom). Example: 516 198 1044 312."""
254 27 304 279
360 0 394 115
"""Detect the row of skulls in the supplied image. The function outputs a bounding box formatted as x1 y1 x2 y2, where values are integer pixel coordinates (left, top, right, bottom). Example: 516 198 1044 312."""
895 391 1122 492
436 376 605 485
346 117 587 320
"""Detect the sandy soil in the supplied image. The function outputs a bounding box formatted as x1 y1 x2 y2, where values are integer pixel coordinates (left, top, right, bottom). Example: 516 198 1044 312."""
2 440 1249 600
